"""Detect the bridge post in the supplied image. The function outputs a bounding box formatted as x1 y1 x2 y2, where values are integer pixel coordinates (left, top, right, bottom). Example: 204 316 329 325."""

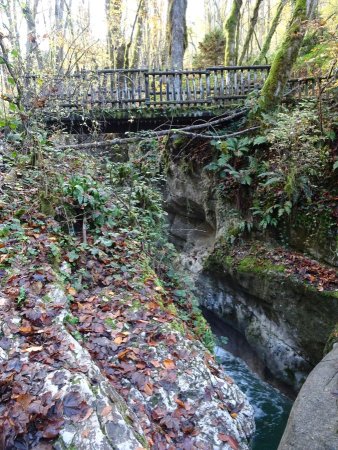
144 72 150 106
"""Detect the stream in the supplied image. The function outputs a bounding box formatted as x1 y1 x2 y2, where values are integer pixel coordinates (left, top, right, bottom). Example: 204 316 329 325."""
203 308 293 450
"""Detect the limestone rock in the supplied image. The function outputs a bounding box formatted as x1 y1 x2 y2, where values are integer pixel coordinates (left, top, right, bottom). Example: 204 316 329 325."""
278 344 338 450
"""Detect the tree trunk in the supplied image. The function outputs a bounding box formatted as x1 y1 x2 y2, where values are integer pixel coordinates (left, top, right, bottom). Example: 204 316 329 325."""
259 0 318 111
224 0 243 65
167 0 188 69
239 0 263 64
22 0 43 71
124 0 144 68
130 0 147 68
254 0 287 64
105 0 125 68
55 0 65 71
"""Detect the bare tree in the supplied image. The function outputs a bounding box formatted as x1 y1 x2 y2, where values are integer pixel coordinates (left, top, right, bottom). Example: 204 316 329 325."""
22 0 43 71
105 0 125 68
239 0 264 64
131 0 147 68
55 0 65 70
124 0 144 68
167 0 188 69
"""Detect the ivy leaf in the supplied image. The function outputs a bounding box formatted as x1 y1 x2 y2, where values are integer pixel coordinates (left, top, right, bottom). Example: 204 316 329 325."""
333 161 338 171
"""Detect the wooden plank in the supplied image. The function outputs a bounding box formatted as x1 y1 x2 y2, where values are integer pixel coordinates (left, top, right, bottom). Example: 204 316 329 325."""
166 75 170 101
206 64 271 71
240 69 244 95
192 75 197 102
206 72 211 99
199 74 204 100
186 74 191 103
144 72 150 105
159 74 163 103
152 74 157 105
234 70 238 95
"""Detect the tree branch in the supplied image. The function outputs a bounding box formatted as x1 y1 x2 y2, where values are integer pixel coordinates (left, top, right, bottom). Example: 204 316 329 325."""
55 109 253 150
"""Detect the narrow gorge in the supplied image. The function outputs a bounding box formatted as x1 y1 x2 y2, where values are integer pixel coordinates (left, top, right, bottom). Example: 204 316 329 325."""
163 136 338 448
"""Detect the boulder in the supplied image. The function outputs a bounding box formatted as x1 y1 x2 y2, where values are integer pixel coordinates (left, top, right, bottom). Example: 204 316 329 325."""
278 344 338 450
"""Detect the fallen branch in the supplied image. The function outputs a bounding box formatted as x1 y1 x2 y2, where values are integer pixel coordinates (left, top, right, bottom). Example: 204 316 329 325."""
56 108 250 150
177 126 260 140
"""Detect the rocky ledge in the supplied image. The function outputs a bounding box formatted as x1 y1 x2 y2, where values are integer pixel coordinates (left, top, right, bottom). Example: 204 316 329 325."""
0 217 255 450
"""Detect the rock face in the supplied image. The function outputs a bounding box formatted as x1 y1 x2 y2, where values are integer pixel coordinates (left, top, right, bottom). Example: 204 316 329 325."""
164 160 338 393
196 269 338 393
278 344 338 450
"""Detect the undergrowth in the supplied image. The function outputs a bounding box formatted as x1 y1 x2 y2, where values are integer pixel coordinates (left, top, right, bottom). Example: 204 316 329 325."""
0 138 214 351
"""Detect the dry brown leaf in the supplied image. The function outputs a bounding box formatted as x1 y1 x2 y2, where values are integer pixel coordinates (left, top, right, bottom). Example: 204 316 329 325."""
163 359 175 370
101 405 113 417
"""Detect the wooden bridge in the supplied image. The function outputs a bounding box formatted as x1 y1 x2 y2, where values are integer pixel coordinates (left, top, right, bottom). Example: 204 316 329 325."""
23 65 330 132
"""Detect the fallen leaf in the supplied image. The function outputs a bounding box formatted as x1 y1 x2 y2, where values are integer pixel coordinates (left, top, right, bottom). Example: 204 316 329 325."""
218 433 239 449
101 405 113 416
163 359 175 370
150 359 161 368
175 398 187 409
142 382 154 396
117 348 132 360
13 393 34 408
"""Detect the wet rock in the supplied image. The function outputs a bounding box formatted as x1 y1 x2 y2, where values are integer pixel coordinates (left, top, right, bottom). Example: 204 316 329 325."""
164 162 338 393
278 344 338 450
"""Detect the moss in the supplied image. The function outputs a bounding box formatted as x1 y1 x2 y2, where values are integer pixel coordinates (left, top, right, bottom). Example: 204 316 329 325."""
258 0 308 111
284 368 296 384
237 256 285 273
165 303 178 316
169 320 185 335
224 0 242 64
204 240 233 271
39 192 55 216
135 433 149 449
324 324 338 355
104 318 117 329
131 300 142 311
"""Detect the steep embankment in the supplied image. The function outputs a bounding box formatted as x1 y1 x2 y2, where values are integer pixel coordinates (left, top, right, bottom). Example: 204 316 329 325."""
163 130 338 394
0 144 255 449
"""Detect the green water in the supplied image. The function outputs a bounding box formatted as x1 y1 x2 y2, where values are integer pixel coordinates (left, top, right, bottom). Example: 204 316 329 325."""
215 345 293 450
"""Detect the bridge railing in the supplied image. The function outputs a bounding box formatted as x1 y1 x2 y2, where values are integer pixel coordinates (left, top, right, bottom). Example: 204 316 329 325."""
22 66 270 110
22 66 333 111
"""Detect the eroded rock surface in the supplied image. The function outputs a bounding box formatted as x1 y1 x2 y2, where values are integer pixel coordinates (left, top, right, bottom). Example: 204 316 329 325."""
0 280 255 449
278 344 338 450
164 161 338 393
0 288 146 450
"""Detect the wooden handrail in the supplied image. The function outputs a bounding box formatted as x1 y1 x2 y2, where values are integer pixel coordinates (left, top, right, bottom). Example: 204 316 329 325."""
21 65 334 112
